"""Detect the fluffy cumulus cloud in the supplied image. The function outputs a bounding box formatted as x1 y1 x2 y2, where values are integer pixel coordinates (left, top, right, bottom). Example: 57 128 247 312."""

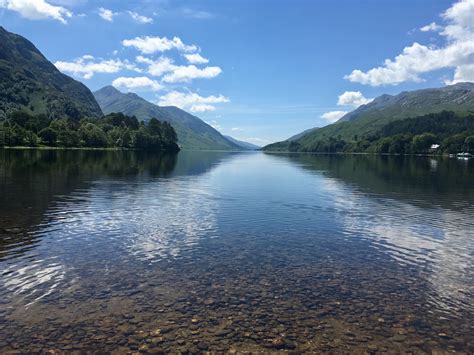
162 65 221 83
184 53 209 64
128 11 153 24
345 0 474 86
122 35 198 54
321 111 347 123
0 0 72 23
337 91 373 107
158 91 229 112
320 91 371 125
135 56 222 83
112 76 162 91
54 55 139 79
98 7 117 22
137 56 176 76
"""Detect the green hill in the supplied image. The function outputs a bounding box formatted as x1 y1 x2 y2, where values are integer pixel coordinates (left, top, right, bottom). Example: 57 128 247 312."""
264 83 474 153
94 86 242 151
0 27 102 120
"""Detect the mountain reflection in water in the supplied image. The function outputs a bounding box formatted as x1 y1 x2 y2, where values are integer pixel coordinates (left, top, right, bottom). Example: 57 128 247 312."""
0 150 473 353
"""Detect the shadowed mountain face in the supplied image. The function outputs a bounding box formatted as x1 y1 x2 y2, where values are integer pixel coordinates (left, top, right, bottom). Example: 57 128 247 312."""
0 27 103 120
264 83 474 151
94 86 242 151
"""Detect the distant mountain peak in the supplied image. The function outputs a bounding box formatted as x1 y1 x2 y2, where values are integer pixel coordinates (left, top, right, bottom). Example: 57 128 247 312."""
95 85 121 96
223 135 260 150
93 86 243 151
264 82 474 152
338 82 474 123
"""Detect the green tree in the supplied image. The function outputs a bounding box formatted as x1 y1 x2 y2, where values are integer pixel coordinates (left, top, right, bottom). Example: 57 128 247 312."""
38 127 58 145
411 133 437 153
79 123 108 147
134 127 152 149
441 133 468 153
464 136 474 153
57 130 81 147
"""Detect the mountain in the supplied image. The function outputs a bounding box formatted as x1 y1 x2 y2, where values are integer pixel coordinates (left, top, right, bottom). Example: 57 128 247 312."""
264 83 474 152
287 127 319 141
223 135 260 150
94 86 242 151
0 27 102 120
339 82 474 123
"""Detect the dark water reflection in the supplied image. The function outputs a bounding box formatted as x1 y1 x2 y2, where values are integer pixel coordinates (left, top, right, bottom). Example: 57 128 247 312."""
0 149 473 353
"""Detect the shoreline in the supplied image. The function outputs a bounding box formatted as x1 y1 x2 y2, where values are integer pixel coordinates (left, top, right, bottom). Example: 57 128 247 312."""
261 150 457 158
0 146 180 152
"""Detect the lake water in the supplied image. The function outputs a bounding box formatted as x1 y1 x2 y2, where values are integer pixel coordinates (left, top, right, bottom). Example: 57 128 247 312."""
0 149 473 353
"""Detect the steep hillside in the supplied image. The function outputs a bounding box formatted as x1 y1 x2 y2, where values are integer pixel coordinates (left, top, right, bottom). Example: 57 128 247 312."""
94 86 241 151
264 83 474 152
339 82 474 123
0 27 102 120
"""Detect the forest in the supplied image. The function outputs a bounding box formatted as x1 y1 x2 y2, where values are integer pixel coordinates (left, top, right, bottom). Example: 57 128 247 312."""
0 111 180 152
287 111 474 154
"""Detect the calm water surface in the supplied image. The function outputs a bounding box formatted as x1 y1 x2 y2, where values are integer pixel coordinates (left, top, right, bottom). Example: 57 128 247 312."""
0 149 473 353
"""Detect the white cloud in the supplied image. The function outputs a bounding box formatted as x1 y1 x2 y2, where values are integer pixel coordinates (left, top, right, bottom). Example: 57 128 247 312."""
158 91 229 112
139 56 176 76
135 55 153 65
128 11 153 24
446 62 474 85
112 76 163 92
191 104 215 112
231 127 243 131
122 35 198 54
98 7 116 22
345 0 474 86
184 53 209 64
337 91 373 107
0 0 72 23
162 65 222 83
54 56 139 79
136 56 222 83
321 111 347 123
420 22 442 32
441 0 474 41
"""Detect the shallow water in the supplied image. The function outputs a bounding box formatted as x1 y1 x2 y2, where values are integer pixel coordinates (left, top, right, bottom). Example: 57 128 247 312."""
0 149 473 353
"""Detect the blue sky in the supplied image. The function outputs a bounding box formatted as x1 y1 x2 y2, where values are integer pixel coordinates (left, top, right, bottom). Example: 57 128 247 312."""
1 0 473 145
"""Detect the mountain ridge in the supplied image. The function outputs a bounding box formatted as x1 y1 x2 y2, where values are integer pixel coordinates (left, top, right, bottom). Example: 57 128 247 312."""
263 82 474 153
0 26 102 120
338 82 474 123
94 86 242 151
223 135 260 150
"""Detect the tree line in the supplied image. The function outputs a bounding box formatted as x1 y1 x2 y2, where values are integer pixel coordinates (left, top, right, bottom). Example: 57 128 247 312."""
289 111 474 154
0 111 180 152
